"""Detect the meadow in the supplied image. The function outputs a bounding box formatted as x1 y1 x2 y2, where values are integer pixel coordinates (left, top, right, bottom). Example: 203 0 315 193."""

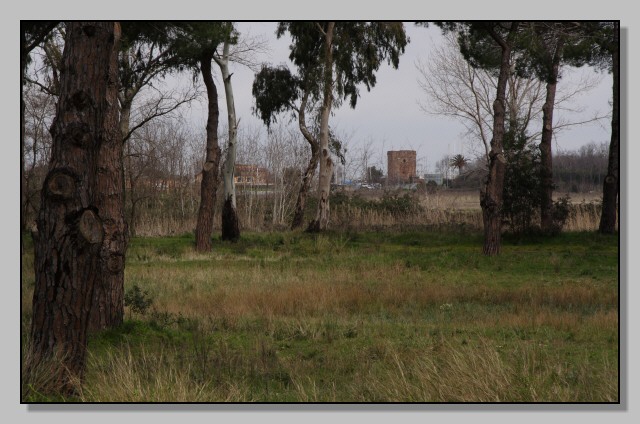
21 227 619 402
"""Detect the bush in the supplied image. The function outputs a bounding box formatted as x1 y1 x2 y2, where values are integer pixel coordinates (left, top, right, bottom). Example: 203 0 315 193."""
551 195 571 234
124 285 153 316
501 127 542 235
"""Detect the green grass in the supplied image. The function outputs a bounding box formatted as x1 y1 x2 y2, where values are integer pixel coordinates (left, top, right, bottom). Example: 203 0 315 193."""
21 229 619 402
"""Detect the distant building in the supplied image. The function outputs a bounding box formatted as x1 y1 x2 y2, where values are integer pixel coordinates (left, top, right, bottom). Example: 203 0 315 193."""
387 150 417 184
194 164 270 186
424 173 444 185
234 164 270 186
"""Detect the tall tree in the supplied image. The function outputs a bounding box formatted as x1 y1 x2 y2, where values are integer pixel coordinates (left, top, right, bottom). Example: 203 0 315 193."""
441 22 520 255
307 21 336 232
278 22 407 232
171 22 233 251
596 22 619 234
530 23 566 234
516 22 603 234
253 65 320 230
27 22 121 395
90 23 203 331
215 26 241 241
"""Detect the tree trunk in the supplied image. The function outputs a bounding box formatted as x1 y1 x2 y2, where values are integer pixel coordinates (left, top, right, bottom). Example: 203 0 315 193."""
480 23 518 256
292 149 319 230
27 22 120 396
21 30 28 255
540 38 564 234
307 22 335 233
292 91 319 230
88 83 127 332
21 74 26 254
599 23 619 234
195 53 221 251
216 42 240 242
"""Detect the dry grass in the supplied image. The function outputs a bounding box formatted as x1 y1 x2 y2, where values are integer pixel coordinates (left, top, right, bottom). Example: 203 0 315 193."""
357 338 618 402
127 189 608 236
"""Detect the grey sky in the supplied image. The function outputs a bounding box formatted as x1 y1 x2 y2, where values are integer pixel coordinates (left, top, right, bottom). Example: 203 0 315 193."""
187 22 613 175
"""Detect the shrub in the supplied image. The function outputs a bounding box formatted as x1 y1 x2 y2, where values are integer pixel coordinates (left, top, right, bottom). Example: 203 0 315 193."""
124 285 153 316
502 125 542 235
551 195 571 234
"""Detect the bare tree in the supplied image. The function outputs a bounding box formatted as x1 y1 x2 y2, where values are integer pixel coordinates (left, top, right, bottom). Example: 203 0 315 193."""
22 85 55 227
416 31 604 166
417 32 546 164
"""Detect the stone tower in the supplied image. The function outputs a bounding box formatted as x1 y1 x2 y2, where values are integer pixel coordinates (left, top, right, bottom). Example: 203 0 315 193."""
387 150 417 184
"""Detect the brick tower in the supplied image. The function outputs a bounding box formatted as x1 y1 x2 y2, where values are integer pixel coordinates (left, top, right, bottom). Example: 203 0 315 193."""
387 150 417 184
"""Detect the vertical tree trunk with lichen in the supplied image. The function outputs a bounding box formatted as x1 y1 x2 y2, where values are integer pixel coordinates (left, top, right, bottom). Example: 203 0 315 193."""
307 22 335 233
195 52 221 251
27 22 121 396
599 22 619 234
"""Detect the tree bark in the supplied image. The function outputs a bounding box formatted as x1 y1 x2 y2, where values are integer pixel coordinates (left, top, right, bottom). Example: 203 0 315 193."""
88 57 127 332
21 45 27 254
195 53 221 251
480 23 518 256
540 37 564 234
307 22 335 233
216 41 241 242
27 22 120 396
599 23 619 234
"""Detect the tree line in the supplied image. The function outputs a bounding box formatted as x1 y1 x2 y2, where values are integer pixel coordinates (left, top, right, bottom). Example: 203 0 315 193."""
21 21 618 395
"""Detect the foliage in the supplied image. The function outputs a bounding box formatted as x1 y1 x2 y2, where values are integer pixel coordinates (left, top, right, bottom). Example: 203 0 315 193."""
124 285 154 316
277 22 408 109
449 154 469 173
252 65 301 128
551 194 571 234
169 22 236 70
501 125 543 235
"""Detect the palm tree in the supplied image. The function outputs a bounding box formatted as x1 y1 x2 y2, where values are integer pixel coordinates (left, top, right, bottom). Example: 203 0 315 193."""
449 154 469 176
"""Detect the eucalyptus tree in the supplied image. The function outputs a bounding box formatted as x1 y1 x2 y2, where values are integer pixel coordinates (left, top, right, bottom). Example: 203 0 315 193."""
252 64 322 230
276 21 407 231
214 23 268 241
27 22 121 396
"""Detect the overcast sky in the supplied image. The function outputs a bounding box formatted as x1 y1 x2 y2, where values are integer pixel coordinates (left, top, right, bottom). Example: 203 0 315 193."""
186 22 613 174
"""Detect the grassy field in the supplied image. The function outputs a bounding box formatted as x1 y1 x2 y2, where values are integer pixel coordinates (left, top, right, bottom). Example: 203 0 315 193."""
21 229 619 402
